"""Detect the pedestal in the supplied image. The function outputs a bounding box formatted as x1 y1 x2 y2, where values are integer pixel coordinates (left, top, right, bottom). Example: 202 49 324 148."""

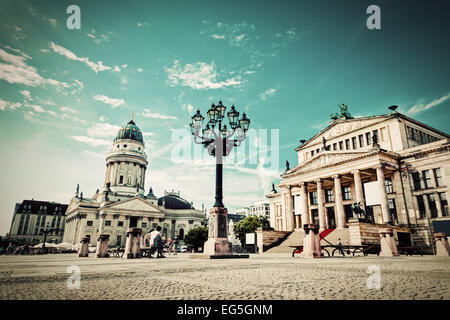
379 228 400 257
197 207 248 259
435 232 450 257
300 224 322 258
78 237 89 257
124 227 142 259
96 234 110 258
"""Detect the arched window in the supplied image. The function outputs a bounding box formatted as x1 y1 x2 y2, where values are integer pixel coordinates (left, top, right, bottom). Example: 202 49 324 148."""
179 228 184 240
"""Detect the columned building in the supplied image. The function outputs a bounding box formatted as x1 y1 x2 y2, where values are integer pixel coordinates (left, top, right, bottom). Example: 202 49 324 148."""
63 116 206 247
267 106 449 237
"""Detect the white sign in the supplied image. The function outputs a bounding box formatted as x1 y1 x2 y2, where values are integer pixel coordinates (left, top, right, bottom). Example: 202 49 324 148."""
294 196 302 216
364 181 382 206
245 233 255 245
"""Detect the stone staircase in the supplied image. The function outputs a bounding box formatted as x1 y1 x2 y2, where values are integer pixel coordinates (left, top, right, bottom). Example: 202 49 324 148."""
261 230 292 251
265 228 351 253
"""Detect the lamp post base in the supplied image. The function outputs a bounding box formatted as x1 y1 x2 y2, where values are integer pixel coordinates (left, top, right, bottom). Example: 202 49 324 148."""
201 206 248 259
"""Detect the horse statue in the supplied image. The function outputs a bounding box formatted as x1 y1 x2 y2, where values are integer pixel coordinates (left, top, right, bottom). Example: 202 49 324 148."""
351 202 366 219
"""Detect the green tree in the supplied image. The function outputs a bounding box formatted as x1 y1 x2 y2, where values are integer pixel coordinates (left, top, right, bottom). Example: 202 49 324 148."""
233 216 270 245
184 226 208 252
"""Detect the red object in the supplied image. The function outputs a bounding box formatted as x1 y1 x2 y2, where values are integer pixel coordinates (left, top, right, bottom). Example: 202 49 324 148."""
319 228 335 239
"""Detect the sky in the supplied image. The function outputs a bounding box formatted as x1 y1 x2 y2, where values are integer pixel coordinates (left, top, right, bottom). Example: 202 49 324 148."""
0 0 449 235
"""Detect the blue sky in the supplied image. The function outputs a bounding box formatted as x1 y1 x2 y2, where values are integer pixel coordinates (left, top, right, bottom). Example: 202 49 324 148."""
0 0 449 234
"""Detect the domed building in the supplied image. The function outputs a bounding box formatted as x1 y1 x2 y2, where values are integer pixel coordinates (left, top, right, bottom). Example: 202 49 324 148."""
63 115 206 247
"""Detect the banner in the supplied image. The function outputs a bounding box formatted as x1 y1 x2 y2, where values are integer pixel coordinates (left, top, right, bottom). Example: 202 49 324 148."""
294 196 302 215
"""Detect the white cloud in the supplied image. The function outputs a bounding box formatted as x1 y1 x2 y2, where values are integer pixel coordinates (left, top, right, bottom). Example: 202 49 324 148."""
141 108 178 120
406 93 450 115
86 122 121 138
181 103 194 112
0 98 21 111
20 90 32 100
99 115 108 122
70 136 110 147
60 106 77 114
50 42 112 73
137 68 143 73
137 22 151 28
259 87 278 100
165 60 241 90
0 47 68 89
93 94 125 108
211 34 225 39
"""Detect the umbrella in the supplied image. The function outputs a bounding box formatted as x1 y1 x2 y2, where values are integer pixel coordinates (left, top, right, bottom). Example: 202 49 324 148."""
56 242 73 249
33 242 57 248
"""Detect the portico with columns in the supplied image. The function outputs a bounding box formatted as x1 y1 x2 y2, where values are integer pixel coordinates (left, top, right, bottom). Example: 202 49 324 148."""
267 107 450 247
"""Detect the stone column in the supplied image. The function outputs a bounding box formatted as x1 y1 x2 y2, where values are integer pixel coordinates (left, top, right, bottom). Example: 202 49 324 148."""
375 165 391 224
379 228 400 257
333 175 346 229
352 170 365 210
78 237 90 257
295 215 301 229
316 179 326 230
124 227 142 259
285 187 294 231
434 233 450 257
423 194 432 219
96 234 110 258
300 182 310 226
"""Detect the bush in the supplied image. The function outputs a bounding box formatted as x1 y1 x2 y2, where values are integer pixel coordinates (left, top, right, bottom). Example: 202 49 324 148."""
233 216 270 245
184 226 208 252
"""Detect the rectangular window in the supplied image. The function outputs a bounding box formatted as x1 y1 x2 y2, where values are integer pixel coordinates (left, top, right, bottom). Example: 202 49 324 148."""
365 132 371 145
352 137 357 149
141 222 147 228
427 194 438 218
440 193 448 216
311 150 315 157
433 168 442 187
385 177 394 194
339 141 343 150
119 175 124 184
118 221 124 227
412 172 421 191
105 220 111 226
333 143 337 150
343 186 351 200
416 195 426 219
189 220 194 224
388 199 398 223
87 220 93 227
372 129 379 143
358 135 364 148
316 148 320 154
422 170 432 188
325 189 334 203
309 191 317 205
345 139 350 150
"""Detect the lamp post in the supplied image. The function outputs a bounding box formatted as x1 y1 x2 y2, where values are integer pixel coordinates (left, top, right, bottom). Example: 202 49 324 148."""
40 223 59 254
190 101 250 256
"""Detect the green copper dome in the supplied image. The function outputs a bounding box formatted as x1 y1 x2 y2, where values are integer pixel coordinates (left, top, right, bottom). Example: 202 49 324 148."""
115 119 144 144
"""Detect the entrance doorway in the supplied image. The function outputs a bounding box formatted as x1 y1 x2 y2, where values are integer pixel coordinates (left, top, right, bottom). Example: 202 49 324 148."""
397 232 412 247
344 205 353 221
327 207 336 229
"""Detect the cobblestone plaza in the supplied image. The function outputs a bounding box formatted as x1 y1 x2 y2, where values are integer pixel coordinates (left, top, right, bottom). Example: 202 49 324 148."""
0 254 449 300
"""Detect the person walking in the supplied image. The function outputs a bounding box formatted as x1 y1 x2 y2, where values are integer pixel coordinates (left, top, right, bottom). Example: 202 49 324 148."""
167 237 174 255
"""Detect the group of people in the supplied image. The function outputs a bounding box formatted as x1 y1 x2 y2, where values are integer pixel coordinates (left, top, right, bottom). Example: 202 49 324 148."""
141 226 179 258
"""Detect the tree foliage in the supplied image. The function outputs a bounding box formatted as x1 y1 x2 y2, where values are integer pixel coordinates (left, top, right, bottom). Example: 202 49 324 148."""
184 226 208 252
233 216 270 245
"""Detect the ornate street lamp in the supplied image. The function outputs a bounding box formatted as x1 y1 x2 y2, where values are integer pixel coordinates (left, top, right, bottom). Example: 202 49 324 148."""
189 100 250 256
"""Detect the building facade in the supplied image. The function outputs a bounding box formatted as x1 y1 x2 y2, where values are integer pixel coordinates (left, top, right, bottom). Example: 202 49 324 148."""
234 201 270 220
8 199 68 244
267 107 449 239
63 116 206 247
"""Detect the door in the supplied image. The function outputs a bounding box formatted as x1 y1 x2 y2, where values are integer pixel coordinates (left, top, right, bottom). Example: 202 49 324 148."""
311 209 319 227
129 217 138 228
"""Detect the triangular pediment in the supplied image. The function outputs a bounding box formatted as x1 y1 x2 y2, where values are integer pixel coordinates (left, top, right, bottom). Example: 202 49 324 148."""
104 197 163 213
298 116 389 150
285 152 369 176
